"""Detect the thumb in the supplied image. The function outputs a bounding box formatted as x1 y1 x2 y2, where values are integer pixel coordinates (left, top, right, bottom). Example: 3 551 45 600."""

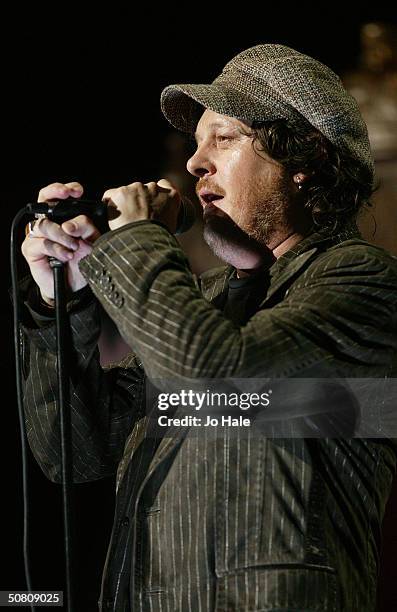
156 178 179 198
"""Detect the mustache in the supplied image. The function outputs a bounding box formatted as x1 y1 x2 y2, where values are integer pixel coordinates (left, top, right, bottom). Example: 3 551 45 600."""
195 180 226 198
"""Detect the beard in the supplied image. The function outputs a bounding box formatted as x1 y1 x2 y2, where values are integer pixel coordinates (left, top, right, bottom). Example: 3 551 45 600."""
202 173 305 268
202 208 269 269
243 174 297 244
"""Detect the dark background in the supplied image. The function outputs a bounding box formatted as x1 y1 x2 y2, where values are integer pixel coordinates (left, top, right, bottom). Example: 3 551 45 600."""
3 6 397 611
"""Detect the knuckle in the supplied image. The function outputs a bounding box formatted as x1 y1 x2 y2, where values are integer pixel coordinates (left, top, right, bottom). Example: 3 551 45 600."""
38 182 69 203
73 214 90 224
42 238 55 251
21 240 29 256
38 182 65 199
65 181 83 189
36 218 49 234
145 182 157 194
37 188 50 200
50 182 68 194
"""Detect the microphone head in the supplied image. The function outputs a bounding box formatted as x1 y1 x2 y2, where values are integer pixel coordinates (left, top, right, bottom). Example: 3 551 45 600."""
175 197 196 234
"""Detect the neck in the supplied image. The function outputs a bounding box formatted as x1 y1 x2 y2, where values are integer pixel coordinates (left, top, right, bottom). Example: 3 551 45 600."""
236 231 306 278
271 231 306 258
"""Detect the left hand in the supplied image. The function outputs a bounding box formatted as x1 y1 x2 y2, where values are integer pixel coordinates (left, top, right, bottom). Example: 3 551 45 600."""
103 179 181 233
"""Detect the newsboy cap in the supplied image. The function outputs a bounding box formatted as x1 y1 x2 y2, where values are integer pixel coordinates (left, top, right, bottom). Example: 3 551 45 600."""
160 44 374 183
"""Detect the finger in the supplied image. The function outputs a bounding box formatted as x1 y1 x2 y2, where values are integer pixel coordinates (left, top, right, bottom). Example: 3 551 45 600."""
144 182 159 198
156 178 178 196
38 181 84 203
103 184 152 208
28 217 80 250
103 183 160 204
143 181 179 205
135 183 151 215
61 215 101 240
102 187 120 202
102 184 140 202
22 236 75 263
64 181 84 196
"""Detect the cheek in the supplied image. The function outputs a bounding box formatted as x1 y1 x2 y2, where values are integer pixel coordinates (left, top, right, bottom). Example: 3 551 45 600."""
221 150 243 182
222 148 274 190
221 150 258 194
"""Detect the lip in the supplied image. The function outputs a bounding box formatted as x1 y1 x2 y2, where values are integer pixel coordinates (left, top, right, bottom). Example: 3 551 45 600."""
202 201 223 217
198 190 224 206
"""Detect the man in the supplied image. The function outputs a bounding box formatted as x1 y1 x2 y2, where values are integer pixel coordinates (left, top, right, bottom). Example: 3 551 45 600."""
20 44 397 611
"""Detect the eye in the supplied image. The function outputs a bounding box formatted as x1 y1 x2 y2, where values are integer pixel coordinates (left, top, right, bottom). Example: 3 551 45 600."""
216 134 232 143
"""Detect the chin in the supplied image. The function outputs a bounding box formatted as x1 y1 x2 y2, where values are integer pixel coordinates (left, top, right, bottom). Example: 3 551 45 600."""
203 222 267 269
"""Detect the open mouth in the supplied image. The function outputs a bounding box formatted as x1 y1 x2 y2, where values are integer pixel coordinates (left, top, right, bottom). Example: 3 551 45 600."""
200 192 224 205
202 201 226 219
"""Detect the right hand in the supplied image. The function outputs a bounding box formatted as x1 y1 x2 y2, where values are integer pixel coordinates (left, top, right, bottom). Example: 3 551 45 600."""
21 182 101 304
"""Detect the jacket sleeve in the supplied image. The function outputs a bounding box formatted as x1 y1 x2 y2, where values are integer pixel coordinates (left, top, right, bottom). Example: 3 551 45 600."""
21 280 145 484
78 221 397 381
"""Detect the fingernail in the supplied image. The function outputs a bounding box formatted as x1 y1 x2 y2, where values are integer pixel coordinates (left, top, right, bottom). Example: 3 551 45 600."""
65 221 77 230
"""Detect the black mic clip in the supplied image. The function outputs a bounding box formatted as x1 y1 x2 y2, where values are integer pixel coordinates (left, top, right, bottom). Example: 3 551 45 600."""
26 199 109 235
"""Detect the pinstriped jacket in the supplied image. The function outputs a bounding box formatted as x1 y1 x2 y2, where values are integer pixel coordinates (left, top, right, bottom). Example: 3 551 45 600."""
21 220 397 611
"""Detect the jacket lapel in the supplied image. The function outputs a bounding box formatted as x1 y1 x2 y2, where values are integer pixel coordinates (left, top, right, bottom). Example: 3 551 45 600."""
260 247 319 307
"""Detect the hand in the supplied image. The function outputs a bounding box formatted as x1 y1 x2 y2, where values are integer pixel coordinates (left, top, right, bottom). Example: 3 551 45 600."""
21 182 101 304
103 178 181 233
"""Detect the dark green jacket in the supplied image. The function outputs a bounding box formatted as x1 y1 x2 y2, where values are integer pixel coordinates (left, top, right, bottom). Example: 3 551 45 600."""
22 220 397 611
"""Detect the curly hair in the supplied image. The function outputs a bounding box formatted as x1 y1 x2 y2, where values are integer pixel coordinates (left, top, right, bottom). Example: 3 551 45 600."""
249 118 376 234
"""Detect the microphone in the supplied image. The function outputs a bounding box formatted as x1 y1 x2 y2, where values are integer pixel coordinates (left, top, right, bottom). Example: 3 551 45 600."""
26 196 196 235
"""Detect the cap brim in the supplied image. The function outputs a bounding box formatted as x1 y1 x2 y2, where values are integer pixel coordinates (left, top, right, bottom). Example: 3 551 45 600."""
160 83 277 134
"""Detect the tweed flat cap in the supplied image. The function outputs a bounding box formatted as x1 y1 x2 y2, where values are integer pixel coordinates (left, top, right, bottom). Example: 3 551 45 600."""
160 44 374 182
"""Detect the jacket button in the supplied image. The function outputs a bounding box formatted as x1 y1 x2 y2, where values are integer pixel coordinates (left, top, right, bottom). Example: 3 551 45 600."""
104 597 113 609
121 516 129 526
99 272 112 285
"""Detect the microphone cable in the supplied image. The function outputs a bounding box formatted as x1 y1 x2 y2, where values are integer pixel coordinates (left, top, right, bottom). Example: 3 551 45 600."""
10 206 37 612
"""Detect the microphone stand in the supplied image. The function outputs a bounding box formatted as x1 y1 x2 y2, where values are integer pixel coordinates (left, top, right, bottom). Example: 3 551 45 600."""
49 257 75 612
11 210 78 612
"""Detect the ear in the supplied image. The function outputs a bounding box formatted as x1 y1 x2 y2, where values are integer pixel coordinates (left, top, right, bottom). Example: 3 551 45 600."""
292 172 311 189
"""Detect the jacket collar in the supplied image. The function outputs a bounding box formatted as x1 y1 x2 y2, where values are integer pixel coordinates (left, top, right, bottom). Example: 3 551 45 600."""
269 221 361 277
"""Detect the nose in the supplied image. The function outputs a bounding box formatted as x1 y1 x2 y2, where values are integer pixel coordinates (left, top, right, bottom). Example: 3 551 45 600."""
186 145 216 178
